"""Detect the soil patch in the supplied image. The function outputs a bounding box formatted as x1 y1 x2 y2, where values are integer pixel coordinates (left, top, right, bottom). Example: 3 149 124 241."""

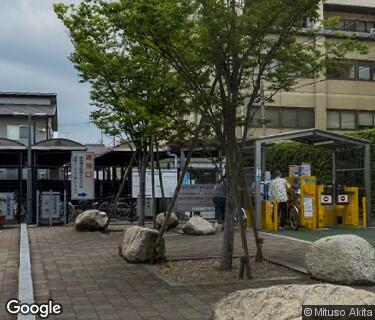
159 257 305 284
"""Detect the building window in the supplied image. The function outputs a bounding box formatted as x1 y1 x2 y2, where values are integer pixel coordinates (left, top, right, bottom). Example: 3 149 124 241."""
340 111 356 129
298 108 315 128
327 60 356 80
329 19 375 33
266 107 280 128
327 111 340 130
328 110 356 130
281 108 297 128
327 60 375 81
7 125 29 140
327 110 375 130
358 62 371 80
358 112 375 129
253 106 315 129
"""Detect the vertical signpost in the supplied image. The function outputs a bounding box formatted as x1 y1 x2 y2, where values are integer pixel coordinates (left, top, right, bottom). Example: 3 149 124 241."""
71 152 95 200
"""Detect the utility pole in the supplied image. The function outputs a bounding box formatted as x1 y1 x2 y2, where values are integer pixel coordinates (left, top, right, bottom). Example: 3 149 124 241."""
27 114 33 224
260 81 266 136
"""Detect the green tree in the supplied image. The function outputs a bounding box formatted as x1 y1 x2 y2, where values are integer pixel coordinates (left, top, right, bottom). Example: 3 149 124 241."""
107 0 367 276
54 1 193 226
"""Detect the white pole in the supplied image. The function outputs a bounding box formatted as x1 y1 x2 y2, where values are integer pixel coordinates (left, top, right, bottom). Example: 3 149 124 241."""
27 115 33 224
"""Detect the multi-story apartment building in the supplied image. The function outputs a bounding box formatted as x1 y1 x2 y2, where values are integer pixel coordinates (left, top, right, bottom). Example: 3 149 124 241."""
250 0 375 137
0 92 57 144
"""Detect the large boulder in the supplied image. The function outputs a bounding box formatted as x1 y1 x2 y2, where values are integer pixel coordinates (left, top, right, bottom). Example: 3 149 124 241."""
213 284 375 320
182 216 215 235
118 226 165 263
156 212 179 230
305 234 375 285
75 209 108 231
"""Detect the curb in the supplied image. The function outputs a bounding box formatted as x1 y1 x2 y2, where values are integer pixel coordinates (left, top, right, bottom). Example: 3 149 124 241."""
18 223 35 320
259 231 313 244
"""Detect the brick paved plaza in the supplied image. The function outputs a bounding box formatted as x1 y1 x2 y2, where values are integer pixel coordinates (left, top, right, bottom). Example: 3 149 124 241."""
0 225 374 319
0 228 19 320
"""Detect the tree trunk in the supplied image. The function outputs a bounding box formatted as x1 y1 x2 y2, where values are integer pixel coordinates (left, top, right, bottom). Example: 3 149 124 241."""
226 145 252 279
221 176 235 270
223 99 252 278
150 138 156 229
155 139 166 213
239 165 264 262
137 152 147 227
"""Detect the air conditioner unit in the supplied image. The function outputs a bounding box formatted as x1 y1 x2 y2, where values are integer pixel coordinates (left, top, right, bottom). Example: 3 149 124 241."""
370 28 375 34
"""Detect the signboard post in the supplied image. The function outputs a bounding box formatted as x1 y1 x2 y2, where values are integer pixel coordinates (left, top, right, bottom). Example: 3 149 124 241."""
71 152 95 200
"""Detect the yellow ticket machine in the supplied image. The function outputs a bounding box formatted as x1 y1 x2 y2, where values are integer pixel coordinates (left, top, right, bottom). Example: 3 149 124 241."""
317 185 359 227
299 177 318 230
285 176 317 230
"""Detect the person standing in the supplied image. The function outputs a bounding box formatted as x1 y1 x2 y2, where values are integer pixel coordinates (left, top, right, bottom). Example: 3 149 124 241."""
213 176 227 231
270 170 290 230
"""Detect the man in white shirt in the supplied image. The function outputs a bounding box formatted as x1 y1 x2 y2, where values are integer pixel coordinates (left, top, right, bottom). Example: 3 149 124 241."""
270 170 290 230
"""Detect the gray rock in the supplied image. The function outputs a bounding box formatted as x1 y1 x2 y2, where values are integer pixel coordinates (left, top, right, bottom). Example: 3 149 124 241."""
305 234 375 284
118 226 165 263
213 284 375 320
156 212 179 229
75 209 108 231
182 216 215 235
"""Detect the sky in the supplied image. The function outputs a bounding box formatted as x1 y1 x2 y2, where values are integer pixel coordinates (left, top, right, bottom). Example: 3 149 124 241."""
0 0 110 144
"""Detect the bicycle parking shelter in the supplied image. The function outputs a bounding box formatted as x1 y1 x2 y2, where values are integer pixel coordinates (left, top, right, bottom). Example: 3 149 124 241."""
32 138 87 224
246 129 372 229
0 137 87 224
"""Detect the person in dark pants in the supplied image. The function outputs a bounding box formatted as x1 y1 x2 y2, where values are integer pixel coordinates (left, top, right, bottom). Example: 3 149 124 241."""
270 170 290 230
213 177 227 231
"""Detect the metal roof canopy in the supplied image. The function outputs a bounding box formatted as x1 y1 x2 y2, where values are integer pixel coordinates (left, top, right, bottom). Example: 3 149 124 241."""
249 129 372 228
33 138 87 167
32 138 86 151
0 138 25 167
94 143 172 167
0 138 26 150
249 128 370 146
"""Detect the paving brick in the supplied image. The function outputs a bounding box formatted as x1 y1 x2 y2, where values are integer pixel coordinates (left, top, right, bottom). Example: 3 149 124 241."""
23 225 375 320
0 227 19 320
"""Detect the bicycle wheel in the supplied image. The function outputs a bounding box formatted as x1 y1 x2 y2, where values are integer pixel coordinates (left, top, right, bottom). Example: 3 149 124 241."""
288 204 299 230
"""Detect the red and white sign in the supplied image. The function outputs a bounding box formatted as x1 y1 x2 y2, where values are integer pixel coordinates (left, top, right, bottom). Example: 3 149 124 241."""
320 194 332 205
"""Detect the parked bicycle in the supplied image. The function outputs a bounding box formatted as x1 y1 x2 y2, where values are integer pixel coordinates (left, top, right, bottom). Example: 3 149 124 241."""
68 196 138 223
278 185 299 230
286 200 299 230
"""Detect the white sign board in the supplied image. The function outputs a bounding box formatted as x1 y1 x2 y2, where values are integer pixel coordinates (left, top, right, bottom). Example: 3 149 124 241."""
71 151 95 200
0 193 14 220
132 169 177 198
40 192 61 219
303 197 314 217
